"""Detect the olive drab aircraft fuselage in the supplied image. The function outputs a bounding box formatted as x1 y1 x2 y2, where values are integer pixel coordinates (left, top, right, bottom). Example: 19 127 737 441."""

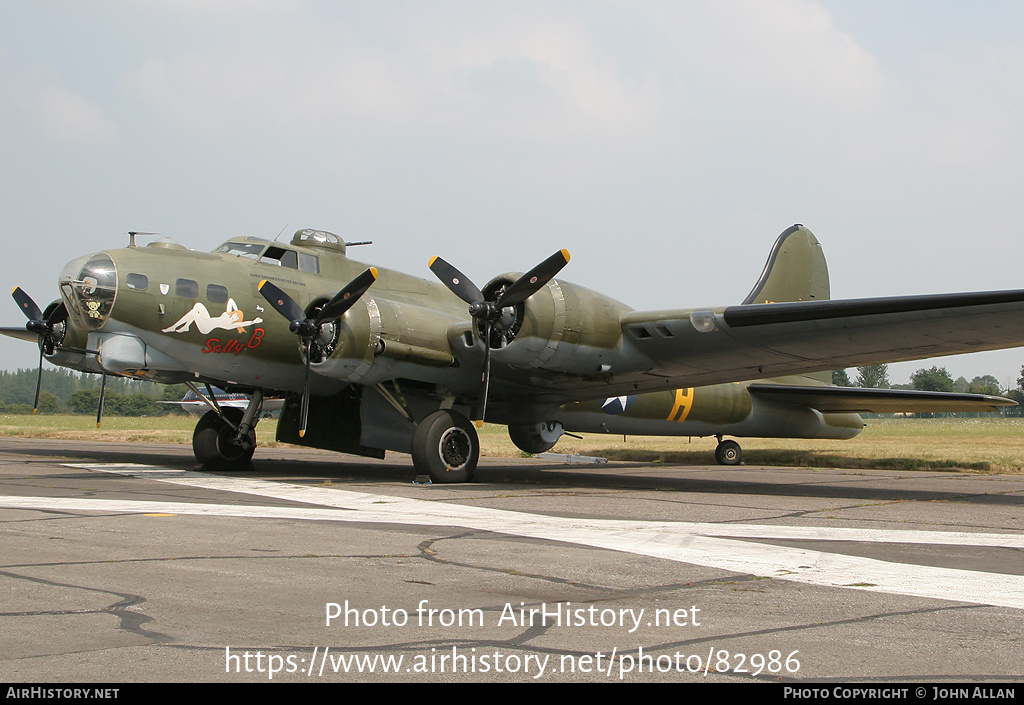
5 225 1020 481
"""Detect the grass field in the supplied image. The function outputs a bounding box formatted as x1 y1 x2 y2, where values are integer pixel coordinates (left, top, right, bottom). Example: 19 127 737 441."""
0 414 1021 474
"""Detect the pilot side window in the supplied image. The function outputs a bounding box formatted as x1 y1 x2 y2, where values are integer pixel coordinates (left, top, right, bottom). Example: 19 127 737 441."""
126 273 148 290
259 246 298 269
207 284 229 304
216 242 264 259
176 279 199 298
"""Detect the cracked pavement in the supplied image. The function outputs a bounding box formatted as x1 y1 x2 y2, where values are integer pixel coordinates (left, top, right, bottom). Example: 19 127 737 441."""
1 437 1022 682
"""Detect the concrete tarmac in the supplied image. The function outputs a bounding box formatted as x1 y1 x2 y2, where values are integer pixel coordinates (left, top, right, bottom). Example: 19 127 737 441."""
1 437 1022 683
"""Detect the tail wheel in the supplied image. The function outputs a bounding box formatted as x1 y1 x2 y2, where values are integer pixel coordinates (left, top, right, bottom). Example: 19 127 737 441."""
411 409 479 483
193 408 255 471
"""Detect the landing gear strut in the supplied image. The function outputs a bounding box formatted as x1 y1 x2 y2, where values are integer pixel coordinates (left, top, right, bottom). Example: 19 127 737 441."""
715 437 742 466
192 390 263 472
193 408 255 471
411 409 479 483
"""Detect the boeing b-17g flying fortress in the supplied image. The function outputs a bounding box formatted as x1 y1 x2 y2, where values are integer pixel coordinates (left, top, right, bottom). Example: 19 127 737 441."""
3 225 1019 482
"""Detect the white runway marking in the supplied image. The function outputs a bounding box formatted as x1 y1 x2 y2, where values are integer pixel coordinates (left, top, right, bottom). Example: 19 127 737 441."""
1 463 1021 610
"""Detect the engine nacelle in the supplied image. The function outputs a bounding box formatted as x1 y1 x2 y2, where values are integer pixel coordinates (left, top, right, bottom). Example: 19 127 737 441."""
313 296 458 383
485 275 634 376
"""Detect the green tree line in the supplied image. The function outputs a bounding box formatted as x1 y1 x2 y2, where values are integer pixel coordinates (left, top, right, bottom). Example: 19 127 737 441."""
833 364 1024 417
0 368 188 416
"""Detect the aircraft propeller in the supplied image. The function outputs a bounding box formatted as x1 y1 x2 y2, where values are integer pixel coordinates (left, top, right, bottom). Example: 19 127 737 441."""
258 268 378 437
428 249 570 424
10 287 68 413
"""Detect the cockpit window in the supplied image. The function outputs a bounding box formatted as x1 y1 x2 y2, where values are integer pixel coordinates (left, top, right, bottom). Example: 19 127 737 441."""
259 246 299 269
258 246 319 273
216 242 265 259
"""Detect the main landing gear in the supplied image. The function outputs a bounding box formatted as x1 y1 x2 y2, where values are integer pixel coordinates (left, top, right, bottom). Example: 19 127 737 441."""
714 436 742 465
411 409 479 484
192 390 263 472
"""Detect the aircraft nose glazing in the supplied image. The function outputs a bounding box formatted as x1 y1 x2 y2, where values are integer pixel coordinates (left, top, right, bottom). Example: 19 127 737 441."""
59 252 117 330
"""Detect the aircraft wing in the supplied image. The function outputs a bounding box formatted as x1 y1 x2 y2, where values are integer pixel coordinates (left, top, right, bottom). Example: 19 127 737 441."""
539 289 1024 403
0 326 40 343
747 384 1015 414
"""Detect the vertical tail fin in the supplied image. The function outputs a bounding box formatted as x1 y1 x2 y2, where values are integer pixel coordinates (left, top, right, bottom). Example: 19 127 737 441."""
742 225 829 305
743 225 831 384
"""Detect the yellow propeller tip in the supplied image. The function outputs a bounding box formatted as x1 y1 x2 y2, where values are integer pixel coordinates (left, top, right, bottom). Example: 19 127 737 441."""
257 279 268 289
428 256 438 266
299 430 306 438
561 249 571 262
369 267 378 278
473 420 483 428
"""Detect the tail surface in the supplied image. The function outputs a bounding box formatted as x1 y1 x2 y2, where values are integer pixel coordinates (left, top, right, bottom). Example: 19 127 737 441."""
742 225 829 305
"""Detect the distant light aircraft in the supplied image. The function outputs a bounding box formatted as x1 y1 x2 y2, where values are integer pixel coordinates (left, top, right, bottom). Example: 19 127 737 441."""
3 225 1016 480
160 387 284 418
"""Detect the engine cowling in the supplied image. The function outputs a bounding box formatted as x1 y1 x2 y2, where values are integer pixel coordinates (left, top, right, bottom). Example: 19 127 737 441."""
484 274 633 376
313 296 459 383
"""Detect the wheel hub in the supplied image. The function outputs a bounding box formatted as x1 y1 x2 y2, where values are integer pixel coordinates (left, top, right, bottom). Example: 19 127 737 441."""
438 428 471 470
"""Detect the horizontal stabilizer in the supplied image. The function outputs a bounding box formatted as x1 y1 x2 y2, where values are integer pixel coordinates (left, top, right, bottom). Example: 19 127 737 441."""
748 384 1016 414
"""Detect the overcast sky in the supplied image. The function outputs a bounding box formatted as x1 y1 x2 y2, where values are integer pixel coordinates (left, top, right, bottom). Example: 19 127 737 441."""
3 1 1024 388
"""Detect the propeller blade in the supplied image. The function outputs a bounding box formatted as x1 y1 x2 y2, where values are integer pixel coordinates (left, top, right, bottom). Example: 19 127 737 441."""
299 353 312 438
496 249 570 308
473 321 493 427
47 301 68 327
261 270 379 439
257 280 306 323
96 374 107 428
12 287 43 323
32 346 43 413
427 249 570 427
428 256 484 305
315 268 378 322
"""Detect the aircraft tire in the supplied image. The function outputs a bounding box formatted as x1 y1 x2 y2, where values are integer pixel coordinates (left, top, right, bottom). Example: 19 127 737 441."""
508 423 560 454
411 409 479 483
715 439 742 466
193 409 255 472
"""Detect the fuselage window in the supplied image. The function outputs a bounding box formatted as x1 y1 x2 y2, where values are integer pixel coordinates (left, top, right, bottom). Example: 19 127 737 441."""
207 284 229 304
176 279 199 298
126 273 149 290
